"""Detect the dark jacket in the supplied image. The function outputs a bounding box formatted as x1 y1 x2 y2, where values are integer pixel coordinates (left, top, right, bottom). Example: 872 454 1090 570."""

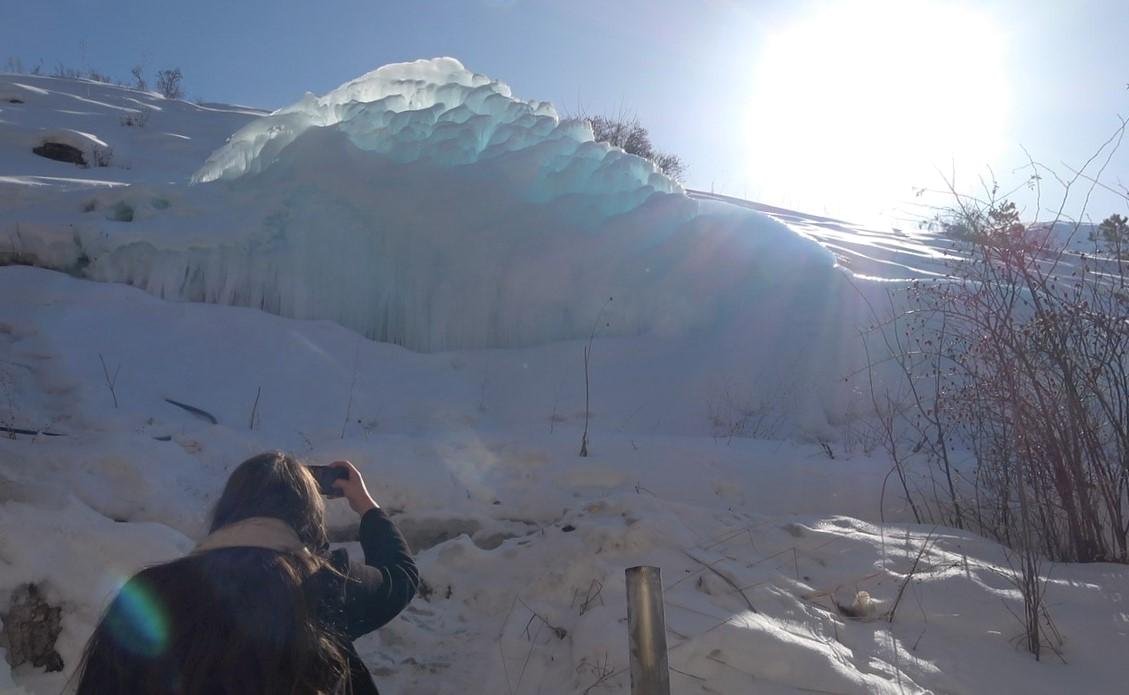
75 508 417 695
312 507 419 695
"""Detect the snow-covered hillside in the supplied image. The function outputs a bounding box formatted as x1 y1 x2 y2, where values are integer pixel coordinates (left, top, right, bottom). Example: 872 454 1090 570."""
2 61 1128 694
0 74 263 191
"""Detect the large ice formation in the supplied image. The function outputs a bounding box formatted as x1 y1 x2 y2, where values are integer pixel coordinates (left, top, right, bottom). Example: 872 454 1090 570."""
10 58 837 351
193 57 678 207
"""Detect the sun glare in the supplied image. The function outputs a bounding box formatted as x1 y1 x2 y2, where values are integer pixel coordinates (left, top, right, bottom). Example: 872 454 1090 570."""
744 0 1010 220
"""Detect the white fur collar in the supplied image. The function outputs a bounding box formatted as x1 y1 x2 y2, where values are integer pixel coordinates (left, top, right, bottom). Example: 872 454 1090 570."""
193 516 308 555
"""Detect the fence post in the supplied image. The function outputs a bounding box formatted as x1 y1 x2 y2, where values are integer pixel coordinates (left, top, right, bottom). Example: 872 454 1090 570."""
625 565 671 695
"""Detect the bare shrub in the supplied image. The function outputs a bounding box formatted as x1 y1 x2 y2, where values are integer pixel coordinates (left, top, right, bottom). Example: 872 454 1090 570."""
156 68 183 99
90 146 113 168
861 124 1129 656
577 652 620 693
51 63 81 79
863 114 1129 564
907 195 1126 563
706 386 784 443
130 64 147 91
584 113 686 182
119 110 149 128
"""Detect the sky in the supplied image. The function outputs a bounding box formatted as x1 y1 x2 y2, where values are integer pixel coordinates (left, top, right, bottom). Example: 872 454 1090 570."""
3 0 1128 226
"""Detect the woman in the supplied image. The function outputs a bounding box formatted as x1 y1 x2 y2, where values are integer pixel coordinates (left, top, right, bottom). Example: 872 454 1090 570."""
74 451 418 694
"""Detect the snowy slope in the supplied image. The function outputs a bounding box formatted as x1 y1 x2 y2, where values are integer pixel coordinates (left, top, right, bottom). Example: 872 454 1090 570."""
0 73 263 190
2 62 1128 695
2 267 1127 694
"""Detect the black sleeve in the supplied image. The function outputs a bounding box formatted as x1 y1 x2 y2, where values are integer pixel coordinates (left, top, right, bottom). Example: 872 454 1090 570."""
338 507 419 640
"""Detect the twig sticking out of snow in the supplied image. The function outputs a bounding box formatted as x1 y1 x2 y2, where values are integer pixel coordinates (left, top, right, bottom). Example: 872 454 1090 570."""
571 578 605 616
163 397 218 425
888 528 936 624
249 385 261 430
0 425 64 437
98 353 120 409
683 551 757 613
577 652 623 694
579 296 613 457
341 338 360 439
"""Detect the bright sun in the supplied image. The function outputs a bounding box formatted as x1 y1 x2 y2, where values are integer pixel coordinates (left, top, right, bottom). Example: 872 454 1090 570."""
744 0 1010 220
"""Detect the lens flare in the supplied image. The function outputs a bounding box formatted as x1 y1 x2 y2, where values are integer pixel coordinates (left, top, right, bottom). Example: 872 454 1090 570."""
106 577 169 658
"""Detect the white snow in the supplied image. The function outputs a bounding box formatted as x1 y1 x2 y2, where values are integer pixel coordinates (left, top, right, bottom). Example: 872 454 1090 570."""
0 74 263 193
1 62 1128 694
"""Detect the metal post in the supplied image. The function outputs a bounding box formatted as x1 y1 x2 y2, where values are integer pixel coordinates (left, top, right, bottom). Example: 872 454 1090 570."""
625 565 671 695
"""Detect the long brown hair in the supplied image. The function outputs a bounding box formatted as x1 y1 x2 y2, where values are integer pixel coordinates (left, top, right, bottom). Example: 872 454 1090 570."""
73 452 349 694
210 451 330 551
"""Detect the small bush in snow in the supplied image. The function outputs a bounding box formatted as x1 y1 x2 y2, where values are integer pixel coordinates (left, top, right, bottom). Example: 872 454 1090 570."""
585 114 686 182
707 386 785 443
119 110 149 128
90 147 112 168
86 69 113 84
107 201 133 222
130 64 147 91
51 63 81 79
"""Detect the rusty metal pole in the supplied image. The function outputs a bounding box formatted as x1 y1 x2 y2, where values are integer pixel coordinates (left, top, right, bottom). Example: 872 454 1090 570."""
625 565 671 695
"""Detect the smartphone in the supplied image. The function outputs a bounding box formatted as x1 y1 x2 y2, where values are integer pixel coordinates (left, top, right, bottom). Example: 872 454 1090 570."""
307 465 349 498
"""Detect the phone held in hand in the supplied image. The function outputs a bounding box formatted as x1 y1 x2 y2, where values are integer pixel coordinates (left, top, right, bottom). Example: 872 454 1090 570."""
307 465 348 498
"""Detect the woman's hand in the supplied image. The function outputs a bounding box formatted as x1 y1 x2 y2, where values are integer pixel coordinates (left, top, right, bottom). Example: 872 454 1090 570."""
330 460 379 515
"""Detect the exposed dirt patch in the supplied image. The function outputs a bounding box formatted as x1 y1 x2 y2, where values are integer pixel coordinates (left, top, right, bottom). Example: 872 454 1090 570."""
32 142 85 166
0 583 64 672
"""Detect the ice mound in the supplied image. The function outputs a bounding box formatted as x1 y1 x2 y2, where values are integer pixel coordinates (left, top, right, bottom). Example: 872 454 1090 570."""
8 59 837 352
192 57 677 207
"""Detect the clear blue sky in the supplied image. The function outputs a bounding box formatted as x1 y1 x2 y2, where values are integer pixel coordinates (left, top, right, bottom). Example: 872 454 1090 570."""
3 0 1128 224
